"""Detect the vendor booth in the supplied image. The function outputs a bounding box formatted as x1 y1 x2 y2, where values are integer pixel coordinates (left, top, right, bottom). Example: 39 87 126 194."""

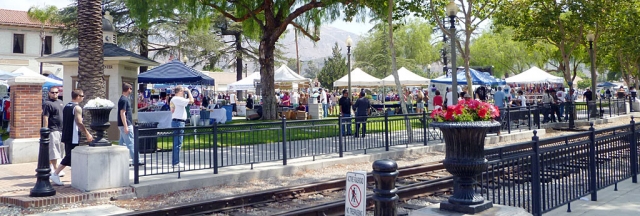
431 68 505 86
505 66 564 84
333 68 382 87
381 67 430 86
228 72 260 91
138 60 217 127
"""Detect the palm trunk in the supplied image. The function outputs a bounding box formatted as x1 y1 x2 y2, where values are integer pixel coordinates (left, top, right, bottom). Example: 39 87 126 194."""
259 37 278 120
236 33 243 99
77 0 106 143
388 0 413 142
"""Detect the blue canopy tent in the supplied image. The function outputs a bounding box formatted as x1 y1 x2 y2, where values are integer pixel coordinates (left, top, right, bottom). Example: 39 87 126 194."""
597 82 617 88
47 74 63 81
138 60 215 85
431 68 505 85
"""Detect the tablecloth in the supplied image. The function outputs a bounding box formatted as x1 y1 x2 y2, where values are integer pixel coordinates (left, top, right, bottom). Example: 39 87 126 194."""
210 109 227 123
138 111 173 128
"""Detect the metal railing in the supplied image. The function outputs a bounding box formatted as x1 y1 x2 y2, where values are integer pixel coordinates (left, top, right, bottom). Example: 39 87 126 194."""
478 119 639 215
132 112 443 183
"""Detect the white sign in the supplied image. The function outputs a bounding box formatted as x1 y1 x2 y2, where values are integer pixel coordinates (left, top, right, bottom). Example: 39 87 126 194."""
346 171 367 216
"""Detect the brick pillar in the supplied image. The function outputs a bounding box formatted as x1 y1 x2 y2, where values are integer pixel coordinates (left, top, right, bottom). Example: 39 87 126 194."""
10 84 43 139
7 74 45 163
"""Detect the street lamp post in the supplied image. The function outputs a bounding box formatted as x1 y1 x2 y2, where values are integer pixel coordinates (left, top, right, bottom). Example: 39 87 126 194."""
427 64 431 79
346 36 353 98
587 33 598 118
182 56 189 64
447 0 459 105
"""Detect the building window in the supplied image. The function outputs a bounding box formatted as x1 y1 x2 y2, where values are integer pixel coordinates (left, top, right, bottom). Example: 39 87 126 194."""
44 36 53 55
13 34 24 53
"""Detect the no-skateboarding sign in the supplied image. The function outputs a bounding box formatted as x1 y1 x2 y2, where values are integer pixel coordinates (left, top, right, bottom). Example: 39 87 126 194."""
346 171 366 216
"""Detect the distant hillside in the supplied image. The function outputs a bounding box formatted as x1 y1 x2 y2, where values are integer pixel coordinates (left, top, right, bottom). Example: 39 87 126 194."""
280 26 362 61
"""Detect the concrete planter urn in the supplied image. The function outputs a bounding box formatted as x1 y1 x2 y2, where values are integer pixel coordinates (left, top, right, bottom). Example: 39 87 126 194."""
431 121 500 213
87 108 112 147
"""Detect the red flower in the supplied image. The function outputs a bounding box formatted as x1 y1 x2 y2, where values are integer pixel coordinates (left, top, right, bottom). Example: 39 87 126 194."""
478 107 488 118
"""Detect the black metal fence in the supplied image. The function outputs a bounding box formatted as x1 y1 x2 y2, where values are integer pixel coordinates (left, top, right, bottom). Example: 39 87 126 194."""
132 113 444 183
479 118 639 215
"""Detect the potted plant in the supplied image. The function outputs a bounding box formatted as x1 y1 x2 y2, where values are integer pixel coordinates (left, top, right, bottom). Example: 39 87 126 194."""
83 97 115 147
430 99 500 212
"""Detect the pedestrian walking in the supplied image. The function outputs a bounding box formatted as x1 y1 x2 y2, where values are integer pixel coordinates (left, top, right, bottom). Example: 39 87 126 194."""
50 90 93 186
42 87 65 177
118 83 143 166
339 90 352 136
170 86 194 169
353 92 370 138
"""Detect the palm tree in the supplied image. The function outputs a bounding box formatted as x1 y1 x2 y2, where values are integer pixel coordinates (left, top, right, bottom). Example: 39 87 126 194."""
77 0 106 140
27 5 59 75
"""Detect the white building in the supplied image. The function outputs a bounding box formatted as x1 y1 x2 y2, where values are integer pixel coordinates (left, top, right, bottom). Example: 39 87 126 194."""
0 9 69 76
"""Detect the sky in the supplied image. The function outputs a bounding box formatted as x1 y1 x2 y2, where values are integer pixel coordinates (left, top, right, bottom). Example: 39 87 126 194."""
1 0 373 35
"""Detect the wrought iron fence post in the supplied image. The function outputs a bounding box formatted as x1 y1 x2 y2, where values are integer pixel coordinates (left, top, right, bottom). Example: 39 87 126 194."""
588 122 598 201
384 111 390 151
373 159 399 216
528 105 532 130
507 107 511 134
133 126 140 184
338 115 344 157
422 111 428 146
213 120 218 174
631 116 638 183
587 101 591 121
531 130 542 216
536 106 541 129
609 97 612 117
599 98 603 119
30 128 56 197
282 116 287 166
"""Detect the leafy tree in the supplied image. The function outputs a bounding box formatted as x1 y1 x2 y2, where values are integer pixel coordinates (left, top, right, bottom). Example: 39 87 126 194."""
303 61 320 79
353 19 439 79
317 43 348 88
597 1 640 88
577 78 591 89
27 5 59 75
469 28 554 78
128 0 369 119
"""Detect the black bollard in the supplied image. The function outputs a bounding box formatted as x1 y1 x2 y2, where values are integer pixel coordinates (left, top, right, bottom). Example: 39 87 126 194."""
30 128 56 197
372 159 399 216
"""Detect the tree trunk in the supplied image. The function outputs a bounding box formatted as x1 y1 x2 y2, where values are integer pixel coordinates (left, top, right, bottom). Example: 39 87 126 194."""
388 0 413 142
259 37 277 120
236 33 243 99
464 29 473 95
77 0 106 143
138 29 149 92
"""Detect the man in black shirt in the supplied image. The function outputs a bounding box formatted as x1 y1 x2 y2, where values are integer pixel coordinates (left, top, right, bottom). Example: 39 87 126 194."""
43 87 65 176
475 86 487 101
583 89 593 102
353 92 370 138
118 83 142 166
338 90 352 135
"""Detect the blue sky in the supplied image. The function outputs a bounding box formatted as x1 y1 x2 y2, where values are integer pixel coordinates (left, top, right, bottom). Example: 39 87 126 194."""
2 0 373 35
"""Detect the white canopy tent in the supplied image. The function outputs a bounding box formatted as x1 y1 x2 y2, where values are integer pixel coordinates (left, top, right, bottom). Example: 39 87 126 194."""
228 72 260 91
506 66 564 84
333 68 382 87
382 67 430 86
274 65 309 82
12 67 63 87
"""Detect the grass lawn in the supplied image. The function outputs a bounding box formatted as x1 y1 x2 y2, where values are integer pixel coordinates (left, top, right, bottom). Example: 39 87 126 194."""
154 115 427 150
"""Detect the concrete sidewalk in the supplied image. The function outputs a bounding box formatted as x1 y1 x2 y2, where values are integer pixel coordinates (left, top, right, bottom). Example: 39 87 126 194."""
546 178 640 216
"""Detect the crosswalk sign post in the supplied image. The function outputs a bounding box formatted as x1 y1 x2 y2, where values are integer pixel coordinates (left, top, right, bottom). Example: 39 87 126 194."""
346 171 367 216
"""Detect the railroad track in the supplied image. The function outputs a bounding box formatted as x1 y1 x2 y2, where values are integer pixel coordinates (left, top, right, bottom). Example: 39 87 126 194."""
119 162 448 216
120 126 636 216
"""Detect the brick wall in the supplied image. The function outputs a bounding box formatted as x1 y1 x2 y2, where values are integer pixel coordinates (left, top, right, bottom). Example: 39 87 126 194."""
10 84 43 139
